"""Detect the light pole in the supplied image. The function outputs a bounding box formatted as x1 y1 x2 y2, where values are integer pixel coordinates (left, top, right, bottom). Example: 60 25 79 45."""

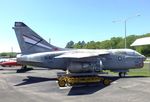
49 38 51 44
113 14 140 48
124 20 127 48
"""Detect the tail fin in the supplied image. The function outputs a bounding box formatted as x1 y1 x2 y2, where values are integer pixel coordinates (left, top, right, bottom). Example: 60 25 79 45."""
13 22 63 54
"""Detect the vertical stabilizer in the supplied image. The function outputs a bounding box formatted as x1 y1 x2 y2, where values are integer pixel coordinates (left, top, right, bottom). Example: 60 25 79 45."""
13 22 63 54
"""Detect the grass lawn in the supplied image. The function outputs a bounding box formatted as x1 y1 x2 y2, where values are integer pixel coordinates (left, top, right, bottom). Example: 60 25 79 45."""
104 62 150 77
128 63 150 76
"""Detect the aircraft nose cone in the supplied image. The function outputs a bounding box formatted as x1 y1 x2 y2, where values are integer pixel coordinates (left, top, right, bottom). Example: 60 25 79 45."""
141 55 146 61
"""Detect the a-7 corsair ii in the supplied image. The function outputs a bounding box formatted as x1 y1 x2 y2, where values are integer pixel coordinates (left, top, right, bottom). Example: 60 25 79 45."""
13 22 146 87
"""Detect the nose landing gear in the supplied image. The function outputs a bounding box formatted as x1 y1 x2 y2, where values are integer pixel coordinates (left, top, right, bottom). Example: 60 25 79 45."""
119 72 126 78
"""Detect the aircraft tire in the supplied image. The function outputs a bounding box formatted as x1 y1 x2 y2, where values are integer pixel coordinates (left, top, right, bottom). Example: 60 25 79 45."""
58 80 66 87
119 72 126 78
103 79 111 86
2 65 5 67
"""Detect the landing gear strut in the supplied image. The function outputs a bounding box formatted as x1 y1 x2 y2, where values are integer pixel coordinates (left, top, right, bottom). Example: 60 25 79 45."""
119 72 126 78
16 65 33 73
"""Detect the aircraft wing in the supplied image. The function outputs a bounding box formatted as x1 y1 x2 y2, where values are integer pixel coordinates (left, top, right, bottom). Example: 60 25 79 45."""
55 50 109 58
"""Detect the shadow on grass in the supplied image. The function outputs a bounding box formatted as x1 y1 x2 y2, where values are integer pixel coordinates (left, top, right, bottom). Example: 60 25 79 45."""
124 75 150 78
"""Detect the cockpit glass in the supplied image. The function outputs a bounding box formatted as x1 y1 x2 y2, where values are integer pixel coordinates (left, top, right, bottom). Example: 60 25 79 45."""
113 49 141 56
133 51 141 56
125 50 141 56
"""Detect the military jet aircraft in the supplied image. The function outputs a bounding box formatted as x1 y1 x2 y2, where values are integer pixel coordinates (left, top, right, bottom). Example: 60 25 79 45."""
13 22 146 78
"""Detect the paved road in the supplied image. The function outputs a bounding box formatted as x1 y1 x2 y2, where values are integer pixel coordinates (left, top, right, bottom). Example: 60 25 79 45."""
0 66 150 102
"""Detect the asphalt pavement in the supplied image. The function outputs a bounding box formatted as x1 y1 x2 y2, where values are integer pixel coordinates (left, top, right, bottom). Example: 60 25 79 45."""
0 66 150 102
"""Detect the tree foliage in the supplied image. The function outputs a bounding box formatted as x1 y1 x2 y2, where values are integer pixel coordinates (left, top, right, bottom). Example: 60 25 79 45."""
65 40 74 48
65 33 150 56
0 52 17 58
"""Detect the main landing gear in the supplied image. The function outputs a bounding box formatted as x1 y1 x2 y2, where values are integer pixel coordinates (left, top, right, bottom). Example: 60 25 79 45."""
119 72 126 78
16 65 33 73
57 72 112 87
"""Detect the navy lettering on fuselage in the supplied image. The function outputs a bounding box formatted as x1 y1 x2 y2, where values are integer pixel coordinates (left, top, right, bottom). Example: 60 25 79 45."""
118 56 122 61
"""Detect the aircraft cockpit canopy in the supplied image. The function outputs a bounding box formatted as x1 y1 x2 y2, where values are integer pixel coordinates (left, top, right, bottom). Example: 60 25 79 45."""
112 49 142 56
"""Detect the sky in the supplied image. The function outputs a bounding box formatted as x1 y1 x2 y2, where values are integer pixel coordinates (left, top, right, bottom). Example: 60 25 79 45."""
0 0 150 52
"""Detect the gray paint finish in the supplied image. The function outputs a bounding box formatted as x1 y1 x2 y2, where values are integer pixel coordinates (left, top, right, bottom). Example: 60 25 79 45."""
13 22 146 74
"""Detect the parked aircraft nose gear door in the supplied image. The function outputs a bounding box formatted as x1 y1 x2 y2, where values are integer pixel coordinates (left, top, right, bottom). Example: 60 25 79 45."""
94 59 103 72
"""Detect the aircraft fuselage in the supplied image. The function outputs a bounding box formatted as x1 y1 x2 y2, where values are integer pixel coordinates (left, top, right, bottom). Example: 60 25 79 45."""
17 49 145 73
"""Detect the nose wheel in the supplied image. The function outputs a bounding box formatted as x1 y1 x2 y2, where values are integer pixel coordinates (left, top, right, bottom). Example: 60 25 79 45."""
119 72 126 78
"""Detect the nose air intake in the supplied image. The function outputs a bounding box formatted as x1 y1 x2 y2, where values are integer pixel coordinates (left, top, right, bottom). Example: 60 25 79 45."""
142 55 146 61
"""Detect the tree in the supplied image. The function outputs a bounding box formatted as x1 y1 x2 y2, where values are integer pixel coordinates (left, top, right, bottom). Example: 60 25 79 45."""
84 41 97 49
100 40 111 49
0 52 7 57
81 41 86 48
0 52 17 58
110 37 123 48
126 35 138 49
73 41 82 48
65 41 74 48
65 32 150 56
